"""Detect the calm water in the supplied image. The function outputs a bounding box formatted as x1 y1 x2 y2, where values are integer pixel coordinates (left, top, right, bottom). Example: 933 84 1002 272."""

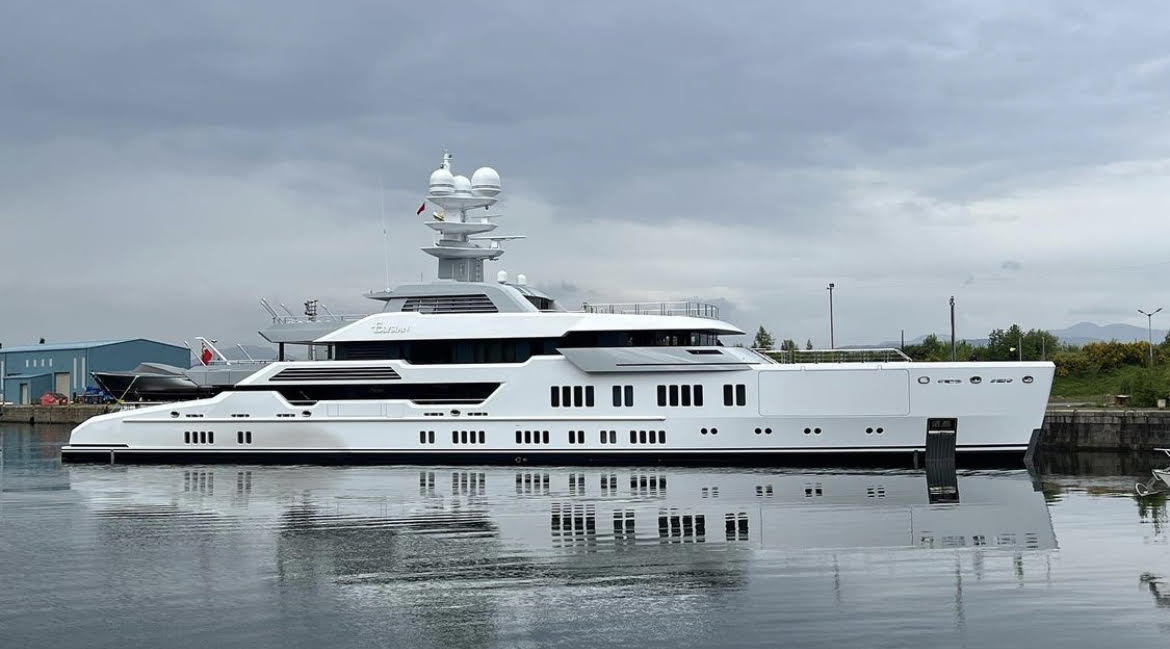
4 424 1170 648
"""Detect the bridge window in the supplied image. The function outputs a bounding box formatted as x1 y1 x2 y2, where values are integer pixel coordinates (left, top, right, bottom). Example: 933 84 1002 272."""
244 382 499 405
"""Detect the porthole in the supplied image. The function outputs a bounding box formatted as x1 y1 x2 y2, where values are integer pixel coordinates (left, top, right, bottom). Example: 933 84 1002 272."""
711 427 718 435
754 427 762 435
171 411 180 418
804 428 811 435
917 377 930 385
302 410 311 417
1023 375 1034 384
970 376 982 384
866 427 873 434
814 428 822 435
876 427 884 434
764 428 772 435
701 428 708 435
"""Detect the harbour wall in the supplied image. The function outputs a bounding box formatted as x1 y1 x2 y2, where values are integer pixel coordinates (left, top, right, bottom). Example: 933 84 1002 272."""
0 405 113 425
1039 409 1170 453
4 405 1170 453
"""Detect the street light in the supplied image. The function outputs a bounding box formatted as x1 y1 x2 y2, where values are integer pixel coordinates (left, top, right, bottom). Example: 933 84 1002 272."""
827 283 836 349
1139 307 1162 367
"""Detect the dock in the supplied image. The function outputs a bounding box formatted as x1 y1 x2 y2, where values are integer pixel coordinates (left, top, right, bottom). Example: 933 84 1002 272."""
0 404 113 425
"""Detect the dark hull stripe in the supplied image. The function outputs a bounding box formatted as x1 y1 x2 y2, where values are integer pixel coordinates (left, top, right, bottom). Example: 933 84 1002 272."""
61 446 1026 467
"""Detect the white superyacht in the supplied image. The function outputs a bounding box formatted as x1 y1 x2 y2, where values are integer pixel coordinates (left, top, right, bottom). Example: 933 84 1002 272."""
63 153 1054 463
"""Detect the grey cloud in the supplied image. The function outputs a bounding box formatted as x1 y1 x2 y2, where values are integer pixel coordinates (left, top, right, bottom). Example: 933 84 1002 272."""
3 1 1170 348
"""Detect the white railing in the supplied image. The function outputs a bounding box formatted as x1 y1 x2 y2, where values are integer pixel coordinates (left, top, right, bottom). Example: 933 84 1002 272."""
582 301 721 320
193 359 273 369
760 347 912 363
267 313 367 326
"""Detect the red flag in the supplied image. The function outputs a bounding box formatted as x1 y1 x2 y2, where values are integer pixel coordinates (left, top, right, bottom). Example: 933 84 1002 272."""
200 345 213 366
416 201 426 215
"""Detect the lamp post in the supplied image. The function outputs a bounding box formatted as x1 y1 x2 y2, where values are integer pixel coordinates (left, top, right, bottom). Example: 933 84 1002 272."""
1139 307 1162 367
949 296 956 361
827 283 835 349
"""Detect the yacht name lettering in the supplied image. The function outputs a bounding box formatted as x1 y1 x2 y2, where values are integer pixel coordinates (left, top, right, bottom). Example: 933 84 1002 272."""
371 322 411 334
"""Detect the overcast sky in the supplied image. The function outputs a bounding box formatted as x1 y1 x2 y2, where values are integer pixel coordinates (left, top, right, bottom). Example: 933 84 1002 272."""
3 1 1170 350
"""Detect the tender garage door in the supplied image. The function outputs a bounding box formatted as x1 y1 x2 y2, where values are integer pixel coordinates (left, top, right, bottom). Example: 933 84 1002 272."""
758 368 910 417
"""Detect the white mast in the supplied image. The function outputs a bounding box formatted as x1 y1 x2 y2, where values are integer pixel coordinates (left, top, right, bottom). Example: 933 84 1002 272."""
422 152 524 282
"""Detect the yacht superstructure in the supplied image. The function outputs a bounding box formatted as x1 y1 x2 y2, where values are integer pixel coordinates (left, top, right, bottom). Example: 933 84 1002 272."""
63 153 1055 464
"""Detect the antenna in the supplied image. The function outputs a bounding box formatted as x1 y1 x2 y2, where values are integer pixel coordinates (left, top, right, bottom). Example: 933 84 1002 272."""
279 302 296 317
259 298 278 319
379 176 390 291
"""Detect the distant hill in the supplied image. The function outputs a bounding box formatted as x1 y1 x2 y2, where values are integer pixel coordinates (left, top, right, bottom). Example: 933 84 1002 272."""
1048 322 1167 345
882 321 1167 349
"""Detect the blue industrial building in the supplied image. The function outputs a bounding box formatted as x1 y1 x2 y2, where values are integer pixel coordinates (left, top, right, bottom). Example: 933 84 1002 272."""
0 339 189 404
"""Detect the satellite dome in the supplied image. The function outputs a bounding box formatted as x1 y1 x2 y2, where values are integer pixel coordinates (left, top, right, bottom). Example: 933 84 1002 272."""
452 174 473 197
428 168 455 196
471 167 501 197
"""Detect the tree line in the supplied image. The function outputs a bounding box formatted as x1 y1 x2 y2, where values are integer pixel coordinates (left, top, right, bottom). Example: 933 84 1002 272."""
751 323 1170 371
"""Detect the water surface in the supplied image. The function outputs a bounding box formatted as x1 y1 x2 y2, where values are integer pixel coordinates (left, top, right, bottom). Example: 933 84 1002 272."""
3 423 1170 648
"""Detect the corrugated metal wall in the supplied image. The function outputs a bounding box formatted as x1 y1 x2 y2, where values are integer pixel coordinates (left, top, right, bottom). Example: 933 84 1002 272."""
0 339 189 403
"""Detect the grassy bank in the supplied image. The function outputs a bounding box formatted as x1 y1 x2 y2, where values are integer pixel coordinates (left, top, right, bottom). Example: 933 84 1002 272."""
1051 365 1170 405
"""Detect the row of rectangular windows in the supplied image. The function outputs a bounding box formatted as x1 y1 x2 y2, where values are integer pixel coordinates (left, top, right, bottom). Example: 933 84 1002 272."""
723 384 747 406
236 430 252 444
612 385 634 407
414 428 672 446
453 430 485 444
549 384 745 409
656 384 704 407
184 431 214 444
631 429 666 444
517 430 551 444
550 385 594 408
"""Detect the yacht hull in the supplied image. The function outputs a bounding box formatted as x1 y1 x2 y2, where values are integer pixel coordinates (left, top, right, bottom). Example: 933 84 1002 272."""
63 358 1054 467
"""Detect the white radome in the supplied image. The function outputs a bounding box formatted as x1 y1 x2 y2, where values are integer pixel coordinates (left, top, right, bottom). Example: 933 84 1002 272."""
453 175 473 197
428 168 455 195
471 167 501 197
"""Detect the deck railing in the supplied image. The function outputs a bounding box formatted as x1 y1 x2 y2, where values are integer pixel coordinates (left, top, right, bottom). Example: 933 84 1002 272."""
760 347 912 364
581 301 721 320
267 313 367 326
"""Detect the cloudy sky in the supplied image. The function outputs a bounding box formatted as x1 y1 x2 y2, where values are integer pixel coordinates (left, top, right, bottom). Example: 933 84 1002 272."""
3 1 1170 350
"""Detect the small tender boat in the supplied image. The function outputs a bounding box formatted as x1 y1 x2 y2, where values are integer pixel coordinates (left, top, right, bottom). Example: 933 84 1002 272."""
1135 448 1170 496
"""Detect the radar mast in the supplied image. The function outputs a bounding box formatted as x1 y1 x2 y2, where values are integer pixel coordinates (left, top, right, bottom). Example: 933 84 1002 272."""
422 152 524 282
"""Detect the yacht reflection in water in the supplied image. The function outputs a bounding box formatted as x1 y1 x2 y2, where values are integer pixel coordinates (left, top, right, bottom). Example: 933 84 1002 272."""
62 464 1058 645
68 464 1056 559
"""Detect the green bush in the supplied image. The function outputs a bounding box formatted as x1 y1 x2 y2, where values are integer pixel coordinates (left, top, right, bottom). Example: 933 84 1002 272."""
1051 351 1097 378
1127 368 1168 407
1083 341 1149 371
